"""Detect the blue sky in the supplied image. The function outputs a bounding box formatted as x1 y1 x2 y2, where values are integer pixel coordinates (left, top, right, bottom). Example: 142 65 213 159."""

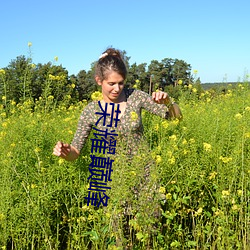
1 0 249 83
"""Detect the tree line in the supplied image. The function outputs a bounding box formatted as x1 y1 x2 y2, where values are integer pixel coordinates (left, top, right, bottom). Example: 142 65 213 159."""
0 51 200 106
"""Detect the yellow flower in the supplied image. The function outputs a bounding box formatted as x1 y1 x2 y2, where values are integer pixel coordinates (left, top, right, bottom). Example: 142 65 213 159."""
2 96 6 100
2 122 8 128
237 189 243 196
245 106 250 112
232 204 239 211
58 158 64 165
159 186 166 194
234 113 242 120
130 171 136 176
155 155 162 164
0 69 6 75
203 142 212 152
169 134 177 141
168 156 175 165
245 132 250 138
192 88 197 93
162 120 168 129
208 171 217 180
222 190 230 197
165 193 172 199
189 138 195 144
188 84 193 89
219 156 232 164
193 69 198 74
0 213 5 221
135 79 140 83
195 207 203 216
48 95 54 100
54 56 58 61
130 111 138 121
178 79 183 85
11 100 16 106
154 123 159 131
71 83 76 89
34 147 41 153
182 139 187 145
91 91 103 101
48 74 55 80
28 42 32 47
133 84 138 89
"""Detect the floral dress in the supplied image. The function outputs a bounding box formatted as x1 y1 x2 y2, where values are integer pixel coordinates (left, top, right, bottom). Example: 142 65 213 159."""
72 88 171 240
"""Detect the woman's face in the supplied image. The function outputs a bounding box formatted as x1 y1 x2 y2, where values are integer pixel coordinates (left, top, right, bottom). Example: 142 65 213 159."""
96 71 125 103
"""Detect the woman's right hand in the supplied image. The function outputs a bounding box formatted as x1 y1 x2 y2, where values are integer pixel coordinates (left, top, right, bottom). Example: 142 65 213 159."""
53 141 80 161
53 141 71 158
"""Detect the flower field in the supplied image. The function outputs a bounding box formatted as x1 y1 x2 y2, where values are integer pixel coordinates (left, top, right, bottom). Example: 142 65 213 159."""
0 83 249 249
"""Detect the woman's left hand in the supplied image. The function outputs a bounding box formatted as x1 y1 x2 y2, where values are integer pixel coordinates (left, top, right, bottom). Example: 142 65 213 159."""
152 91 171 104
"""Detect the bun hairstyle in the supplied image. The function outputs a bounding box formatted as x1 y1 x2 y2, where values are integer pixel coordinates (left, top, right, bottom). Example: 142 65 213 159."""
95 48 127 81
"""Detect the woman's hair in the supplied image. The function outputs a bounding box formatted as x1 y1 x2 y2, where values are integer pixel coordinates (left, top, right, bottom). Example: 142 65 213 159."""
95 48 127 81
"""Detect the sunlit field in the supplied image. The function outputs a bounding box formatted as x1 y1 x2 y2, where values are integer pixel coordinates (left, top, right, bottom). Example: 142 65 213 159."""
0 81 249 249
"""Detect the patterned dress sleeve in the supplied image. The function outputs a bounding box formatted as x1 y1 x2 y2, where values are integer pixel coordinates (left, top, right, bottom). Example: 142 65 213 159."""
71 102 95 152
135 90 170 119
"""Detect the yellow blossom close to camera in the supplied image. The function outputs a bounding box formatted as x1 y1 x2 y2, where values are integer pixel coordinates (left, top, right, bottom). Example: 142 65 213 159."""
133 84 138 89
0 69 6 75
2 96 6 100
54 56 58 62
169 134 177 141
130 111 138 121
203 142 212 152
245 106 250 112
193 69 198 74
91 91 103 101
28 42 32 47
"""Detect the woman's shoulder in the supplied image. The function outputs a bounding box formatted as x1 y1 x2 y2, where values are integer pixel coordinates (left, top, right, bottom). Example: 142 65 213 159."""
79 101 99 119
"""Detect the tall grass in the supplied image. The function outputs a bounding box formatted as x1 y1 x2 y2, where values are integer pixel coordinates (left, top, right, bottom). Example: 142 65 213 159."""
0 83 249 249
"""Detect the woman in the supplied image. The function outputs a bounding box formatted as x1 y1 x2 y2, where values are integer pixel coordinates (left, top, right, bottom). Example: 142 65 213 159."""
53 48 182 159
53 48 182 246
